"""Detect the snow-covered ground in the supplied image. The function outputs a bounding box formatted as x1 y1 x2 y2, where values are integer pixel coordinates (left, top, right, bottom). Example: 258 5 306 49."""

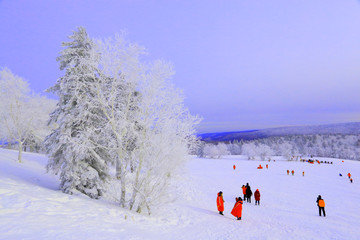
1 148 359 240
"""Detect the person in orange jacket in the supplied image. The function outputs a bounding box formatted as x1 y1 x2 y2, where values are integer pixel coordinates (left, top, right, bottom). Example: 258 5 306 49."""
316 195 326 217
241 185 247 201
233 165 236 170
291 170 294 176
254 189 261 205
287 170 289 175
231 197 243 220
348 173 351 179
217 191 225 215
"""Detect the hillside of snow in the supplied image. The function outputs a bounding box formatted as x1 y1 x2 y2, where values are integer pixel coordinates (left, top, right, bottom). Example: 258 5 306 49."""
1 148 360 239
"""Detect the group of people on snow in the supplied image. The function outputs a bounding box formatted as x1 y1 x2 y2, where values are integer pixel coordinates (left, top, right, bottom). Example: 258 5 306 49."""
256 164 269 169
217 160 337 220
218 189 326 220
301 159 333 164
217 191 244 220
215 157 358 220
286 169 306 176
241 183 260 204
217 183 261 220
347 172 353 183
340 172 354 183
286 170 295 176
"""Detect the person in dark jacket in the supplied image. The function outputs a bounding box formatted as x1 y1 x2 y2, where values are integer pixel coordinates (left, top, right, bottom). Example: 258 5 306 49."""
245 184 252 203
254 189 261 205
316 195 326 217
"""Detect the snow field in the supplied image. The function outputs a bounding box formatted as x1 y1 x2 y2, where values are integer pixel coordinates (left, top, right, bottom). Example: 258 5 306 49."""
183 155 360 239
0 149 359 240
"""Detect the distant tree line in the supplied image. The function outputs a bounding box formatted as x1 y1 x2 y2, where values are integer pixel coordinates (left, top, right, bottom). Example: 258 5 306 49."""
199 134 360 161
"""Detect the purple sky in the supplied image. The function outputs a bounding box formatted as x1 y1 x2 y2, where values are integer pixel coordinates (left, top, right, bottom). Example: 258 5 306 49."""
1 0 360 133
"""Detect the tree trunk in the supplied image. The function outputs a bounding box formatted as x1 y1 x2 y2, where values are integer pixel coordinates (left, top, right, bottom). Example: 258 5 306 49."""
116 160 126 208
129 154 144 210
120 178 126 208
136 205 142 213
129 185 137 211
18 141 23 163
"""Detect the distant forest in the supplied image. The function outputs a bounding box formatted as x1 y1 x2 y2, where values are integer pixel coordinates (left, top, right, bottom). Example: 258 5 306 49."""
198 134 360 161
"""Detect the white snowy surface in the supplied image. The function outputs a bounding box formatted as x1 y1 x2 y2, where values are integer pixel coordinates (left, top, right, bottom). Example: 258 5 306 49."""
1 148 359 240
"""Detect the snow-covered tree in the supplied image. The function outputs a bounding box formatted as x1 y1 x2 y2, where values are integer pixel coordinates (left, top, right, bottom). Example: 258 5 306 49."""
202 143 229 158
256 144 274 161
276 142 294 160
95 36 200 213
202 144 219 158
45 27 111 199
45 28 201 213
128 62 200 214
23 95 56 153
0 68 55 162
227 141 242 155
224 133 360 161
242 142 257 160
89 34 146 207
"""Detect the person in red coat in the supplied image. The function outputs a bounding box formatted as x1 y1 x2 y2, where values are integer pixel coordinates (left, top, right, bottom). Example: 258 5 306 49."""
254 189 261 205
217 191 225 215
231 197 243 220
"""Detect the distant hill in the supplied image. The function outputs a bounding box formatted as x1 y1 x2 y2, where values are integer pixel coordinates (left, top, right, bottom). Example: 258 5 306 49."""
198 122 360 142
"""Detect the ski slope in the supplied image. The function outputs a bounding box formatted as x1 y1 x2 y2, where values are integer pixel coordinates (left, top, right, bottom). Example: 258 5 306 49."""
0 148 359 240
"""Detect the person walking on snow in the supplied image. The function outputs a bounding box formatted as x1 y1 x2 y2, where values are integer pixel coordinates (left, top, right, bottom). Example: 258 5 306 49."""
242 185 247 202
348 173 351 179
246 184 253 203
291 170 294 176
231 197 243 220
217 191 225 215
287 170 290 175
254 189 261 205
316 195 326 217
